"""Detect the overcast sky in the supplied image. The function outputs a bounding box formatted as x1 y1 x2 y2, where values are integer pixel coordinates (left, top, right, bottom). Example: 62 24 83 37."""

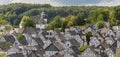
0 0 120 6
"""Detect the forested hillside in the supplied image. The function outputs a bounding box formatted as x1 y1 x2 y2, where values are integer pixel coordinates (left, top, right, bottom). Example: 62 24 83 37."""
0 3 120 28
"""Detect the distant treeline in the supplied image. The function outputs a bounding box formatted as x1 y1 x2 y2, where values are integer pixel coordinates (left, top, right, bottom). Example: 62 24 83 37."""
0 3 119 27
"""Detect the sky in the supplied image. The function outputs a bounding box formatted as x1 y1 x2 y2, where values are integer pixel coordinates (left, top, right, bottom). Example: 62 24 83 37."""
0 0 120 6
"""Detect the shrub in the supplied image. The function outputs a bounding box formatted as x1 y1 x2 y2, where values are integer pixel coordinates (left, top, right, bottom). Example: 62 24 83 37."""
17 34 25 40
79 45 88 52
0 53 7 57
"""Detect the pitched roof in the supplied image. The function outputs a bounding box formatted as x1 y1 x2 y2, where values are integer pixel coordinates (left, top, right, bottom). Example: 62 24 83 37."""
69 39 80 47
53 41 63 51
16 28 24 33
100 27 109 34
8 53 25 57
71 46 81 54
41 29 49 39
50 53 62 57
45 43 59 51
30 16 41 24
34 37 44 47
68 30 77 35
97 41 110 50
110 41 117 53
100 52 108 57
4 35 15 44
27 51 38 57
30 15 44 24
35 45 45 57
22 27 36 34
17 35 28 45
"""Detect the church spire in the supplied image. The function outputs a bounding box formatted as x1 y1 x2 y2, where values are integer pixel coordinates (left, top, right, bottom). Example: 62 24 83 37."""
41 11 45 19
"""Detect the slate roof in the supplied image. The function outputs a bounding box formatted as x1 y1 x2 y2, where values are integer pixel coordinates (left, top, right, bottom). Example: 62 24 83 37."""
1 23 120 57
101 42 110 49
18 37 28 45
57 33 66 42
100 52 108 57
49 37 56 42
22 27 36 34
8 53 25 57
69 39 80 47
96 44 105 51
30 16 44 24
4 35 15 44
68 30 77 35
71 46 81 54
33 37 45 56
27 51 39 57
50 53 62 57
41 29 49 39
110 41 117 53
34 37 44 47
45 43 59 51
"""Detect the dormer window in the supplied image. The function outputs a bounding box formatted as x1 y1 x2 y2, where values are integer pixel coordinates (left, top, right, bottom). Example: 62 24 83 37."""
67 44 70 47
64 41 71 48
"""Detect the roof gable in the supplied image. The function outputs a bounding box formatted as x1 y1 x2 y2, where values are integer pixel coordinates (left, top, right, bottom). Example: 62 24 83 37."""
45 43 59 51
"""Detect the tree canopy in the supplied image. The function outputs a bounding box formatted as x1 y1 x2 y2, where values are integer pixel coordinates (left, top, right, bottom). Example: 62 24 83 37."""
96 21 105 29
0 3 120 29
20 16 35 28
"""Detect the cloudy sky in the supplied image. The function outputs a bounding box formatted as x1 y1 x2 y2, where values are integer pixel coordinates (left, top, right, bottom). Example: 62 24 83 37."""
0 0 120 6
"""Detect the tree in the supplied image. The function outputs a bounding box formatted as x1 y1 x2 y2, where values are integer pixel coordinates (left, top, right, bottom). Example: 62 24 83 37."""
49 15 62 29
96 21 105 29
4 12 17 25
66 15 75 27
88 10 98 24
17 34 25 40
45 24 53 29
0 14 6 20
61 19 68 32
97 8 109 21
79 45 88 52
114 6 120 20
0 19 9 25
109 18 118 27
0 53 7 57
20 16 35 28
75 13 85 26
97 14 104 21
109 10 115 19
86 31 93 45
14 19 20 27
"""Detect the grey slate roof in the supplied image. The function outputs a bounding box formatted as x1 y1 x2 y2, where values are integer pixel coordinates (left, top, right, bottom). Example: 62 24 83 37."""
8 53 25 57
4 35 15 44
27 51 39 57
110 41 117 53
22 27 36 35
69 39 80 47
45 43 59 51
17 36 28 45
30 16 43 24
